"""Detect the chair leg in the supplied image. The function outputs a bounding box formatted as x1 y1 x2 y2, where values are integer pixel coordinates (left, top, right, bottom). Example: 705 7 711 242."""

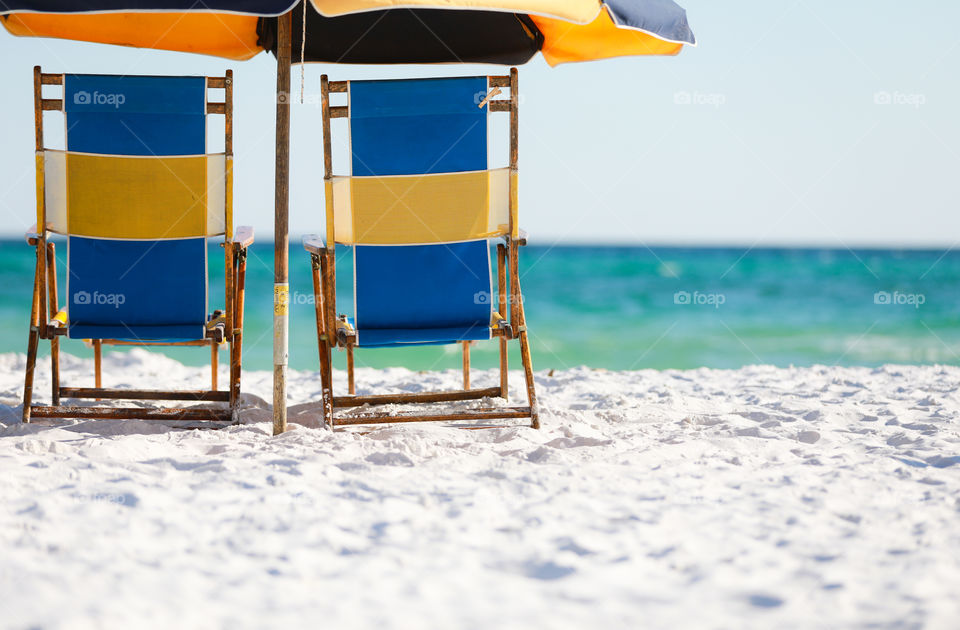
93 340 102 390
462 341 471 390
497 244 508 400
515 272 539 430
518 329 539 429
22 327 40 423
347 343 355 396
498 338 508 400
22 247 43 423
231 246 247 414
230 331 242 412
50 337 60 406
46 242 60 406
210 341 219 391
320 341 334 429
498 339 508 400
312 252 334 429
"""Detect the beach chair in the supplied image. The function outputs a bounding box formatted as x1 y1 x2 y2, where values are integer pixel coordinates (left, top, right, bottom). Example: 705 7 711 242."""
22 67 252 425
302 69 539 429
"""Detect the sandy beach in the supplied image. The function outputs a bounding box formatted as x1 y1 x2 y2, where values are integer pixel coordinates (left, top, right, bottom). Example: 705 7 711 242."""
1 349 958 628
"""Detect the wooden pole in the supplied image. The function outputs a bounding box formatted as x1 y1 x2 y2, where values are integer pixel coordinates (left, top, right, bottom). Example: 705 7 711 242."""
312 253 334 426
273 11 292 436
21 248 42 423
516 275 540 429
231 246 247 409
31 405 233 422
222 69 235 407
497 243 508 399
93 339 103 401
508 68 520 328
462 341 471 390
347 344 356 395
46 242 60 405
333 386 500 408
33 66 48 344
210 341 218 390
331 407 532 427
93 339 102 389
320 75 336 345
320 74 336 427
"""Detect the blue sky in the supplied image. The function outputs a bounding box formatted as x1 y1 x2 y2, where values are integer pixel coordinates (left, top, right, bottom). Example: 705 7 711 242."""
1 0 958 246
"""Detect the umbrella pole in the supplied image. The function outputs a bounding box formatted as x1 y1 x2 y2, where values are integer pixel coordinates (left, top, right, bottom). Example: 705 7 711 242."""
273 10 292 435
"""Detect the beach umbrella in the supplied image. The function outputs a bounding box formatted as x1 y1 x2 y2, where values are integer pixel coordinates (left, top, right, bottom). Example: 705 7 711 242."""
3 1 695 65
1 0 695 435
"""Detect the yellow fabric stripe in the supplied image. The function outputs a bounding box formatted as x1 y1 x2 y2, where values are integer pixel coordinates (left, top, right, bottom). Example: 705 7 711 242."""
63 153 213 239
488 168 510 236
331 177 352 244
44 151 227 238
43 151 69 234
219 155 231 239
311 0 602 24
1 13 262 61
35 152 47 231
509 170 519 239
533 8 683 66
325 179 337 249
332 170 510 245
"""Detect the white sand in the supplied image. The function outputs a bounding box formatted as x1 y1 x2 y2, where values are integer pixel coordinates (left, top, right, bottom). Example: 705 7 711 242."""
1 349 959 629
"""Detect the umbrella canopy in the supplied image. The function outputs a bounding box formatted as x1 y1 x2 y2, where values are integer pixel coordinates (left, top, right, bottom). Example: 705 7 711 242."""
2 0 694 65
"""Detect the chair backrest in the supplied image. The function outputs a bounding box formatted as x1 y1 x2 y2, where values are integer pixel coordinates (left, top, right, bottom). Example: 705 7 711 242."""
329 76 513 347
38 73 231 341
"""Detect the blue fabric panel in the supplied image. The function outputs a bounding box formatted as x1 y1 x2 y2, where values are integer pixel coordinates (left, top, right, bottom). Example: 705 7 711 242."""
0 1 295 15
68 323 204 342
67 236 207 341
354 241 492 347
342 317 490 348
347 317 493 348
65 75 205 155
604 0 696 45
358 326 492 348
349 77 487 176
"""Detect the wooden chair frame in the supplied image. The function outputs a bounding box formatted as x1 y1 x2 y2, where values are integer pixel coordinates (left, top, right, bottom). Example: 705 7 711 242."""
304 69 539 430
22 67 252 426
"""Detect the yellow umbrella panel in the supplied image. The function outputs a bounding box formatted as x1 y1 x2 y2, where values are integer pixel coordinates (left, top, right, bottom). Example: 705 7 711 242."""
2 12 262 60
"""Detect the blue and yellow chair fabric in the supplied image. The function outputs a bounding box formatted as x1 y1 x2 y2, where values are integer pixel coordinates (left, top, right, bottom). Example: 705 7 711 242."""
23 68 253 425
303 69 539 429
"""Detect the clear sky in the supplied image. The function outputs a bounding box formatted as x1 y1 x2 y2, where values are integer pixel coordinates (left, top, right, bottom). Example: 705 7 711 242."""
1 0 959 246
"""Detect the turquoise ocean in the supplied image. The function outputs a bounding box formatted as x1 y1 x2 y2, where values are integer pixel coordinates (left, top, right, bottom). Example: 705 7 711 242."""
1 240 958 373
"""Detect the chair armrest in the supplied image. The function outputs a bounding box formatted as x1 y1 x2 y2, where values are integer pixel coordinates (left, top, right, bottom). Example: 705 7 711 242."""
49 309 67 329
25 223 41 245
232 226 254 249
302 234 325 254
500 229 528 246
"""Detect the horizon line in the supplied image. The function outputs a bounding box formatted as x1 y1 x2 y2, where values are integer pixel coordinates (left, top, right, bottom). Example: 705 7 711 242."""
3 235 959 251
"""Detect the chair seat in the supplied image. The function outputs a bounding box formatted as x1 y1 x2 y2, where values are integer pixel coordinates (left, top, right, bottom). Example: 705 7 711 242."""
353 241 493 347
347 316 491 348
67 322 206 342
65 236 208 342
